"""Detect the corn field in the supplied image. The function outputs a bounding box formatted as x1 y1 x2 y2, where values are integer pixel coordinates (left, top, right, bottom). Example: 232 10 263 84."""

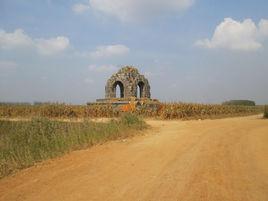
153 103 262 119
0 103 263 120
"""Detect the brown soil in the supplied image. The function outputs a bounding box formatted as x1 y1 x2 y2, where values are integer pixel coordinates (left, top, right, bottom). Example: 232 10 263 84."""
0 115 267 201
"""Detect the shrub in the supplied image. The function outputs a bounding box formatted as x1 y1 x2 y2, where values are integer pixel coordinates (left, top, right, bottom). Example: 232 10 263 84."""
264 105 268 118
119 113 145 128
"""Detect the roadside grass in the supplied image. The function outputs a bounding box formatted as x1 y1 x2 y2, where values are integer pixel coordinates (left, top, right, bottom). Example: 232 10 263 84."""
0 113 146 178
264 105 268 118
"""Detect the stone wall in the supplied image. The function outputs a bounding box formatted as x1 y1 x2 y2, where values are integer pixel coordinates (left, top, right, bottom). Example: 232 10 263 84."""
105 66 151 99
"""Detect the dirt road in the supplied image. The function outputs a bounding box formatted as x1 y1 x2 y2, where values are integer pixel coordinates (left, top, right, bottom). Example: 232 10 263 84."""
0 115 267 201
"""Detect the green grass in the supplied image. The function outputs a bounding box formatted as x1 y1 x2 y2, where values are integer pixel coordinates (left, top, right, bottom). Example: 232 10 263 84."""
264 105 268 118
0 113 146 178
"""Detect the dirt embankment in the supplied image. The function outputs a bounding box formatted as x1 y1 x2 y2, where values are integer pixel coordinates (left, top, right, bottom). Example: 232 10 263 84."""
0 115 267 201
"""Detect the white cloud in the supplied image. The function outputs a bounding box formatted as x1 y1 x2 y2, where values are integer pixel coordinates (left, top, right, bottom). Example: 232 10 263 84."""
36 37 70 55
196 18 268 51
89 44 130 59
74 0 194 22
0 29 70 55
72 3 90 14
88 64 118 73
0 29 33 49
259 19 268 37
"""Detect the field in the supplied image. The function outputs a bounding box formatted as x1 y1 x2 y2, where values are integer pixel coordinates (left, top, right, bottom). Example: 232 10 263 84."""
0 102 263 120
0 115 267 201
0 114 146 178
0 103 267 201
0 102 264 178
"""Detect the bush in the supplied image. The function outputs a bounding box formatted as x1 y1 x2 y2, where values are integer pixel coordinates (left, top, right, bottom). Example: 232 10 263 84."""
264 105 268 118
222 100 256 106
119 113 145 128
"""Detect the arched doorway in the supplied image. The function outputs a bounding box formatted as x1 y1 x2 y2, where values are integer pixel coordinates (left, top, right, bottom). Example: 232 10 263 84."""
137 81 145 98
113 81 124 98
104 67 151 99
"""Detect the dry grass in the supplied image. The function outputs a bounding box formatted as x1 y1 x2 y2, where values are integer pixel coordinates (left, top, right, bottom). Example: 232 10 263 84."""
0 103 263 120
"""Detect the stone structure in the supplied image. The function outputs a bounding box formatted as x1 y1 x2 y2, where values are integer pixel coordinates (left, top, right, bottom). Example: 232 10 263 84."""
105 66 151 99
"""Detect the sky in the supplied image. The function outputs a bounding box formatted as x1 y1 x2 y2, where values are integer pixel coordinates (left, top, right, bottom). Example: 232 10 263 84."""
0 0 268 104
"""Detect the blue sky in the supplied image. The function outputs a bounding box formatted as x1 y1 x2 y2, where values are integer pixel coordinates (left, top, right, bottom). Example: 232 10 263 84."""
0 0 268 104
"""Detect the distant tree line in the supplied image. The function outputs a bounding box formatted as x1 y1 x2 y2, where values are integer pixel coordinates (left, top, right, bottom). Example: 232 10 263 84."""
222 100 256 106
0 102 68 106
0 102 31 106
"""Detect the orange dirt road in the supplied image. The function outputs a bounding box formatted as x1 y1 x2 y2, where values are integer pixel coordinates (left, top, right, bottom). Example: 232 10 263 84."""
0 115 268 201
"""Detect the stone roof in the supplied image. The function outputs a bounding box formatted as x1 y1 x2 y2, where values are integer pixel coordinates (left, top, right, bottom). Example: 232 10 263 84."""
117 66 139 74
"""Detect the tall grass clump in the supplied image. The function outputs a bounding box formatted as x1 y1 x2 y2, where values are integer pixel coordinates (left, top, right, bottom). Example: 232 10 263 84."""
120 113 146 128
0 114 146 178
264 105 268 118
